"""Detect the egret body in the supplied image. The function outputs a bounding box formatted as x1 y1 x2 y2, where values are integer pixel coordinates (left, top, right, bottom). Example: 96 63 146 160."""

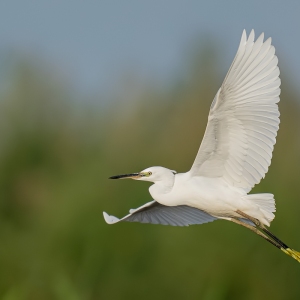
104 30 300 263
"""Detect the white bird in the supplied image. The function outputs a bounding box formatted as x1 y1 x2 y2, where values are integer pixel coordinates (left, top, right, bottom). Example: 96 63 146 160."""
104 30 300 263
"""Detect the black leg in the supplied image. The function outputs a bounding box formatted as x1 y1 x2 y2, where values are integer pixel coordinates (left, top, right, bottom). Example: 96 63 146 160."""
230 218 280 249
234 210 300 263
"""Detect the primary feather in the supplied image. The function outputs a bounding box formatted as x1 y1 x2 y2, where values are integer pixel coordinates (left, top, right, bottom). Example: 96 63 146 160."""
190 29 280 193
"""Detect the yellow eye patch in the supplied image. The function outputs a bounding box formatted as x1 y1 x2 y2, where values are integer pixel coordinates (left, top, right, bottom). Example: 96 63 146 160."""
142 171 152 177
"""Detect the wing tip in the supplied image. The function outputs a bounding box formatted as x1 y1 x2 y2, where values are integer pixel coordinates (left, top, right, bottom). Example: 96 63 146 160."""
103 211 120 224
241 29 247 43
249 29 255 41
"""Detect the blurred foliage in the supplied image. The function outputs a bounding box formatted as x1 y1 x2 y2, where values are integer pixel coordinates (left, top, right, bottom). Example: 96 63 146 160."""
1 42 300 300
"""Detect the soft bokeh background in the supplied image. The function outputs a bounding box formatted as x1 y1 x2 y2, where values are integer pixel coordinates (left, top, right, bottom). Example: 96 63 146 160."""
1 1 300 299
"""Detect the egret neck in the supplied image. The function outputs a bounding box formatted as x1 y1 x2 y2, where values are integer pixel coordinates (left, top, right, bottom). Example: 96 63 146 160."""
146 167 176 198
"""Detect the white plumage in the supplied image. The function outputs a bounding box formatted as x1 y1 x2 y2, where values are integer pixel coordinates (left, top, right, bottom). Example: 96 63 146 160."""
104 31 300 264
104 30 280 228
190 30 280 192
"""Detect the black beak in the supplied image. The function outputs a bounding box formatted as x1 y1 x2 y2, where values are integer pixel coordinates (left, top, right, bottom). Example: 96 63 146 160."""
109 173 141 179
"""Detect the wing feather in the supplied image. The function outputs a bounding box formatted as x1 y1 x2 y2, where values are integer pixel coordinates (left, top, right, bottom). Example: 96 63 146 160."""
103 201 217 226
190 30 280 192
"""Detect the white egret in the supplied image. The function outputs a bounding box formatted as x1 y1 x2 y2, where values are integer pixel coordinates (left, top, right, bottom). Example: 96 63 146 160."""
104 30 300 263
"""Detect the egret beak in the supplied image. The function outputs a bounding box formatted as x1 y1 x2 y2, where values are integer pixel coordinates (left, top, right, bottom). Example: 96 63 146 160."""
109 173 142 180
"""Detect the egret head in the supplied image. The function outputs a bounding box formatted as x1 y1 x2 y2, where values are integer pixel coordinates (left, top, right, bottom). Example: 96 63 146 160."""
109 166 177 183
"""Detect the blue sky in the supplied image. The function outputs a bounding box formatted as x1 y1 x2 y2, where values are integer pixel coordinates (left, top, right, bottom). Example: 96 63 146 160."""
0 0 299 95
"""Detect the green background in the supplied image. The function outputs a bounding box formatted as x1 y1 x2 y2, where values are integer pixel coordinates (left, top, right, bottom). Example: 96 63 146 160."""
0 41 300 299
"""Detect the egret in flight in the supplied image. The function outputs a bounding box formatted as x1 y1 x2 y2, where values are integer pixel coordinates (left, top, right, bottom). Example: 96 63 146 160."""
104 30 300 263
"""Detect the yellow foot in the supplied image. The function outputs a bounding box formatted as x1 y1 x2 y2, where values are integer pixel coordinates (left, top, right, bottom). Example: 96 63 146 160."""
282 248 300 263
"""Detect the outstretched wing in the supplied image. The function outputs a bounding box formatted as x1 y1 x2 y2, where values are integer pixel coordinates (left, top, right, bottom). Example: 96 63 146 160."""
103 200 217 226
190 30 280 192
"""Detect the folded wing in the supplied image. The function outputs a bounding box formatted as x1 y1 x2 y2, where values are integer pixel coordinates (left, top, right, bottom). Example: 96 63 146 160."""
190 30 280 192
103 200 217 226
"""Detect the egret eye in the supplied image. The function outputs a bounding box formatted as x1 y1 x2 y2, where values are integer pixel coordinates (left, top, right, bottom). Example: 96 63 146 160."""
148 172 152 176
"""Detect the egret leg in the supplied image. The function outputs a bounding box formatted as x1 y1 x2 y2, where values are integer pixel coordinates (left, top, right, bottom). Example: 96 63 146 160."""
236 210 289 248
235 210 300 263
230 218 280 249
236 210 261 227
